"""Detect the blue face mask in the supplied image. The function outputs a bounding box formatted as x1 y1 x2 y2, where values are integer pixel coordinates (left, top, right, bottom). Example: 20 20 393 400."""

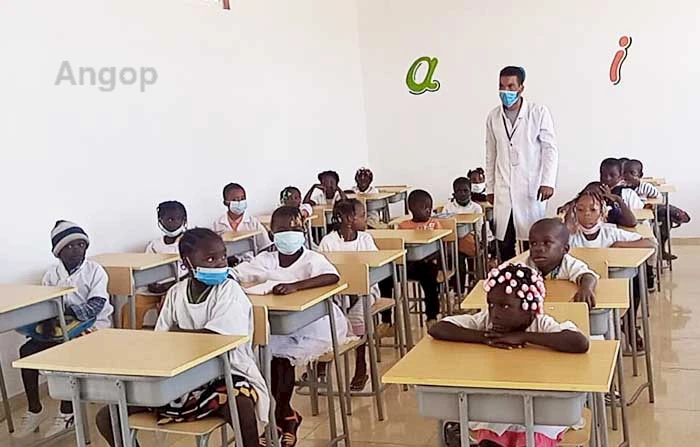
228 200 247 215
499 90 519 108
274 231 306 255
192 266 230 286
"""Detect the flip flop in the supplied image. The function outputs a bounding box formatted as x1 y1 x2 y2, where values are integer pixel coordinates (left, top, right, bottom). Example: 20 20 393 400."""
281 411 303 447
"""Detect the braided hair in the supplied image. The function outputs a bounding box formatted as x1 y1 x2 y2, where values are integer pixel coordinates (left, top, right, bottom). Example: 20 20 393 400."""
484 263 546 314
331 199 362 232
157 201 187 219
565 191 608 233
280 186 301 205
178 228 223 261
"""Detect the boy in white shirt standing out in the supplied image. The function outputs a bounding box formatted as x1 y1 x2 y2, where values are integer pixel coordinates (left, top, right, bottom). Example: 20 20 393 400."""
14 221 112 439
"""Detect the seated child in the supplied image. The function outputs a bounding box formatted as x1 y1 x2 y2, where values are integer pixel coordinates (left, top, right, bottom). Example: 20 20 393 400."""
622 159 660 200
467 167 487 203
233 206 353 446
96 229 268 447
351 167 385 229
399 189 443 326
527 218 598 308
600 158 645 209
430 263 589 447
15 221 112 439
559 181 637 228
319 199 393 390
303 170 347 206
212 182 272 263
280 186 313 218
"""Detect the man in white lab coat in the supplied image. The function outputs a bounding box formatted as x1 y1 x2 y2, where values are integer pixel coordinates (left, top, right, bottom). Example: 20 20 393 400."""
485 66 558 261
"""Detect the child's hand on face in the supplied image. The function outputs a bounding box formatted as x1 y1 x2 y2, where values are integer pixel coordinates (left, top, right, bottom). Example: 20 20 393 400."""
484 331 527 349
272 283 299 295
574 287 596 308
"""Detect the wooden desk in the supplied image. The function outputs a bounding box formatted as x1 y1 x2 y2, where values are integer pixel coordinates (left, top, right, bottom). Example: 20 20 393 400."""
382 337 618 447
249 282 351 444
91 253 180 329
323 250 405 268
0 284 76 432
376 185 410 213
310 205 334 230
642 177 665 186
348 192 395 223
13 329 248 447
658 184 676 193
221 229 262 258
632 208 654 221
368 229 452 248
461 279 629 310
619 223 654 239
646 197 663 206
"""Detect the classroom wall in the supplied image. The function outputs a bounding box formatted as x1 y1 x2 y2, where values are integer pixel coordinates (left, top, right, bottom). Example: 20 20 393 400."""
358 0 700 236
0 0 368 396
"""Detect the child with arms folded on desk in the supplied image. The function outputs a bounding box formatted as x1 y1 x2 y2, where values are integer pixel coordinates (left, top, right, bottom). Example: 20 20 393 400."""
15 221 113 440
398 189 443 328
96 228 269 447
212 182 272 265
303 170 347 206
527 218 598 308
233 206 353 447
429 263 589 447
318 199 394 391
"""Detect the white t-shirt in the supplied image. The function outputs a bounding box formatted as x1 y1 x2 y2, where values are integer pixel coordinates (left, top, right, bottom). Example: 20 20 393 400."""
310 189 342 206
145 236 187 279
212 212 272 261
42 260 113 329
299 203 313 217
443 200 489 239
155 277 269 425
620 188 645 210
526 254 598 282
352 185 378 194
441 309 581 440
233 249 352 365
569 223 642 248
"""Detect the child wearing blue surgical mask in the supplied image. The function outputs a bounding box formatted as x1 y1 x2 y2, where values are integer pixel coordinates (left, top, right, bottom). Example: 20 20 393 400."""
234 206 352 446
212 182 272 263
96 228 269 447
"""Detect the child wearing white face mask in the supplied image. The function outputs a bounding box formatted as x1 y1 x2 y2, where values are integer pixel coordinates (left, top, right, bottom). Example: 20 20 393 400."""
467 167 487 203
233 206 352 446
212 182 272 263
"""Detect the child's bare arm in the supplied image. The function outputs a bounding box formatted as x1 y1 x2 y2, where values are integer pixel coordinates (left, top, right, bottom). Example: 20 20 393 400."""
428 321 487 344
574 273 597 308
303 184 321 205
520 331 590 353
273 273 340 295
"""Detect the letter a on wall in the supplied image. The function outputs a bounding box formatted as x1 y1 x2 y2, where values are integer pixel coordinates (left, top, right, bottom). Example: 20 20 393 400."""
406 56 440 95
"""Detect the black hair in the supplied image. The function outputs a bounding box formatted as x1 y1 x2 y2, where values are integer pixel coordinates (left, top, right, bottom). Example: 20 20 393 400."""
280 186 301 202
355 167 373 178
467 167 484 178
600 158 622 173
453 177 471 189
331 199 362 232
530 218 570 244
157 201 187 219
271 206 303 228
625 159 643 172
499 66 526 85
222 182 245 199
317 170 340 183
407 189 433 208
178 228 223 260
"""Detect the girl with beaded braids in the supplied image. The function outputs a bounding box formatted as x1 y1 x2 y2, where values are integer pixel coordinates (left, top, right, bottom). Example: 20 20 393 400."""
430 263 589 447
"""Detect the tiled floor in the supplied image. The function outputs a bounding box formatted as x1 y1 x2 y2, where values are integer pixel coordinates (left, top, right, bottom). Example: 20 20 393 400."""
3 246 700 446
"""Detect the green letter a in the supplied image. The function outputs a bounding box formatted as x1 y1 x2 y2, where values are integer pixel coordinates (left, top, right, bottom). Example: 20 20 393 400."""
406 56 440 95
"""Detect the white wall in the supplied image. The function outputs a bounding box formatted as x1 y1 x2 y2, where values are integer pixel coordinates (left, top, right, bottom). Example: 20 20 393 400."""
0 0 368 396
358 0 700 235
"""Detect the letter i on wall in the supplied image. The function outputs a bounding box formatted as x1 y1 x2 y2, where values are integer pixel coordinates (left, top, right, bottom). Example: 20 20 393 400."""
610 36 632 85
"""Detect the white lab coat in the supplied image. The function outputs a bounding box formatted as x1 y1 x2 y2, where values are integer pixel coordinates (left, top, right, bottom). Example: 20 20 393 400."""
485 98 558 241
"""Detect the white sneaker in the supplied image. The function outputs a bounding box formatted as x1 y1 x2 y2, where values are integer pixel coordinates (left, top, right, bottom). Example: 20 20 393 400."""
44 412 75 438
12 409 45 438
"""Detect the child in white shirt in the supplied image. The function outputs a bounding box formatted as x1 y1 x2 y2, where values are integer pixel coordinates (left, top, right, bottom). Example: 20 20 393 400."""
234 206 352 444
96 229 268 447
318 198 385 391
351 167 383 228
600 158 645 209
15 221 112 440
212 182 272 263
527 218 598 307
622 159 660 200
303 170 347 206
430 263 589 447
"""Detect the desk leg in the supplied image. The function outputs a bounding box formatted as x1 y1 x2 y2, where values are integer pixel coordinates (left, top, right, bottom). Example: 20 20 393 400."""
653 211 662 292
613 310 631 447
260 346 280 447
115 380 133 447
363 294 385 420
326 299 350 446
400 264 414 350
639 263 656 403
0 361 14 432
108 405 123 447
221 354 245 447
392 263 407 359
596 393 610 447
252 238 259 257
438 241 451 315
112 295 122 329
473 222 481 285
628 277 639 377
70 377 87 447
481 218 488 279
457 393 470 447
129 294 137 330
523 395 535 447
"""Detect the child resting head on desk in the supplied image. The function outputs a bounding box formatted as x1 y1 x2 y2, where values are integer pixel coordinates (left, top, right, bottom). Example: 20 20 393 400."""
429 263 589 447
303 170 347 206
527 218 598 308
233 206 353 445
95 228 269 447
15 221 112 440
212 182 272 265
280 185 313 218
567 192 655 249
